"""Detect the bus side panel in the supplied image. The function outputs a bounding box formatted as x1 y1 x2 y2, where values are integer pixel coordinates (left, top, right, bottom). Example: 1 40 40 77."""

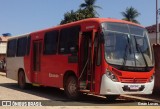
94 66 102 94
24 56 32 83
6 57 24 81
41 55 78 88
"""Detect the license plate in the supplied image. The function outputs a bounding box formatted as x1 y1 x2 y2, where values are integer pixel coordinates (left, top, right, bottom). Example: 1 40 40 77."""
129 85 140 90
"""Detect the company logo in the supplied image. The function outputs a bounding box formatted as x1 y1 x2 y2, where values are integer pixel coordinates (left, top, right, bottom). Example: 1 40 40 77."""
133 78 137 83
86 25 95 29
49 73 59 78
1 101 42 106
2 101 11 106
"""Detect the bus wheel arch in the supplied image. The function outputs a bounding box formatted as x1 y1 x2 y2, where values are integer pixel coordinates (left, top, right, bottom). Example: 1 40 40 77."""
63 71 79 99
18 68 27 89
63 71 77 87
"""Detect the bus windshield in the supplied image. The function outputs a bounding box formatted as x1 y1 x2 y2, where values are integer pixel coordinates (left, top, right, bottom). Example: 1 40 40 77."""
101 22 154 69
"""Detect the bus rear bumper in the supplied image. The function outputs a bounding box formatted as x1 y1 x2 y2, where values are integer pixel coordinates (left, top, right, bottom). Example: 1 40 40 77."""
100 74 154 95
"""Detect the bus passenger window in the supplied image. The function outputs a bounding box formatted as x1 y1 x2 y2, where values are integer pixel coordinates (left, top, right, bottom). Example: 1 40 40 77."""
59 26 80 54
44 30 58 55
60 48 65 53
7 39 17 57
26 36 31 55
17 37 27 57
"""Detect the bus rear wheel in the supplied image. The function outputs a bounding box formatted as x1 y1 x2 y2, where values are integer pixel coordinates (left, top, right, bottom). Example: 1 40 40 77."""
18 70 27 89
105 95 120 101
64 76 79 99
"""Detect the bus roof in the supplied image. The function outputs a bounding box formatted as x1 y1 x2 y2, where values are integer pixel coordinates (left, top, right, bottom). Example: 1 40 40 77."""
7 33 30 40
9 18 144 39
59 18 143 27
31 18 144 34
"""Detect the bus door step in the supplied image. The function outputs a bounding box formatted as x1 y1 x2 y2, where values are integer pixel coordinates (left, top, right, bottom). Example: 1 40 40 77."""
87 81 95 84
32 83 41 87
86 81 95 90
80 81 87 89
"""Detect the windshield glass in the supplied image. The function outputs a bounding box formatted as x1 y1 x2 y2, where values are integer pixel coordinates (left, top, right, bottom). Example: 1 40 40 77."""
102 22 153 68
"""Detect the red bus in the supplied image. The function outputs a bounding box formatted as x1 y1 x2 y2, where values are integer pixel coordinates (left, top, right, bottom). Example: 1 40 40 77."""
6 18 154 100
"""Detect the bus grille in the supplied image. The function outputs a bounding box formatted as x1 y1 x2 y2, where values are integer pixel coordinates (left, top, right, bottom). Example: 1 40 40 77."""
120 78 148 83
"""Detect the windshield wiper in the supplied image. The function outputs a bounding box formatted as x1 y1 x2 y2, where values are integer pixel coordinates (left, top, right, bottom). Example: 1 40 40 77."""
121 35 130 70
133 35 149 71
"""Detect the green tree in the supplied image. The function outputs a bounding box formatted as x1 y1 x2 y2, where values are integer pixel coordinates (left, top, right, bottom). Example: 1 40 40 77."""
80 0 101 17
60 0 101 25
60 10 77 24
121 7 140 24
76 9 95 19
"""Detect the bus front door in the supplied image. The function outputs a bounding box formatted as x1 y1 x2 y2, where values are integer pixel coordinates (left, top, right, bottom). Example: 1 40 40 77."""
32 40 42 84
79 31 96 92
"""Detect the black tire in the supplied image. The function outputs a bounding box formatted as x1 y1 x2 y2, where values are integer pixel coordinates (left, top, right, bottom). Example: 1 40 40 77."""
18 70 27 89
64 76 79 99
105 95 120 101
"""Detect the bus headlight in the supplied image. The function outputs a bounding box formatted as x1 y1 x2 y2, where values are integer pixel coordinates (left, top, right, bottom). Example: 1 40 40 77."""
149 74 154 82
106 70 118 82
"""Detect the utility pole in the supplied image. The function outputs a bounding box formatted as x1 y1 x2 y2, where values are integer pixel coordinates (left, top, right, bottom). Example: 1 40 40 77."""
156 0 159 44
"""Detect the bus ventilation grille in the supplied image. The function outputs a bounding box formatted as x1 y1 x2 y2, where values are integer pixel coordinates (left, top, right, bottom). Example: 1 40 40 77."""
120 78 148 83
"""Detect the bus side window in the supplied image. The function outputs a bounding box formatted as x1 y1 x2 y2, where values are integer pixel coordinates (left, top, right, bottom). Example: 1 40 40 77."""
59 26 80 54
26 36 31 55
44 30 58 55
17 37 27 57
7 39 17 57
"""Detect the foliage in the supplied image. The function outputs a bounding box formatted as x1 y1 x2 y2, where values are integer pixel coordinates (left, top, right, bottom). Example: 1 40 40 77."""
60 10 77 24
60 0 101 25
80 0 102 16
121 6 141 24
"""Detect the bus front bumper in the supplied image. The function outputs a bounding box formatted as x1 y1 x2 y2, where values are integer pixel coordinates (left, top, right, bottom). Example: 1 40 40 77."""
100 74 154 95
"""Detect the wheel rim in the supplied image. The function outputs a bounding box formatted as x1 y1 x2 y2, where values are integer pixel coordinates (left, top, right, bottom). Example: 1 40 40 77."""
67 79 77 97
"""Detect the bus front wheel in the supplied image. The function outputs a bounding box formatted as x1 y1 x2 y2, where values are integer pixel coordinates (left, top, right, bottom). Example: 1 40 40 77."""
18 70 27 89
64 76 79 99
